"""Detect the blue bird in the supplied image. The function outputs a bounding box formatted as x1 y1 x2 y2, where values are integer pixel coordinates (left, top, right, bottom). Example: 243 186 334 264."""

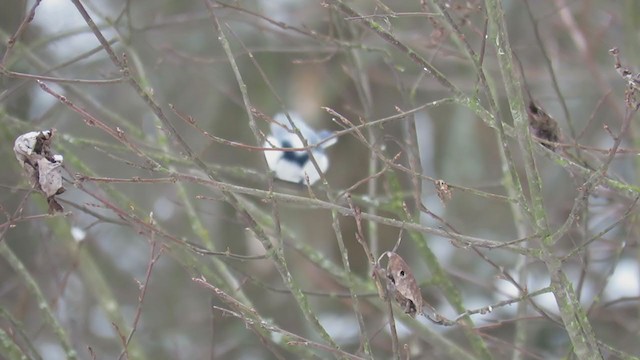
263 112 337 184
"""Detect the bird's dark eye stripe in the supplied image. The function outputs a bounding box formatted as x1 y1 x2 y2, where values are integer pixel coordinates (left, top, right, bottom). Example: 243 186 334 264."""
283 150 309 167
278 139 310 166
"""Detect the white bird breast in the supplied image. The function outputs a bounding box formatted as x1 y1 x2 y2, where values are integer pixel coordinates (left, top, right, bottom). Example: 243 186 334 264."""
263 112 336 185
263 135 329 184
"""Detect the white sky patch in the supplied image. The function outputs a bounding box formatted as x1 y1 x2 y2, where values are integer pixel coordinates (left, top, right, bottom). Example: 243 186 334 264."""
89 305 114 338
318 313 360 343
495 278 520 299
153 197 176 221
384 317 409 339
494 275 561 316
257 0 299 23
31 0 116 60
28 82 63 119
604 259 639 300
36 342 66 360
71 226 87 242
270 330 283 344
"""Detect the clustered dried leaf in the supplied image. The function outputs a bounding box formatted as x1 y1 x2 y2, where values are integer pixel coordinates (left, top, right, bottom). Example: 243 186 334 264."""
385 251 423 318
14 129 65 213
527 101 560 151
434 179 452 204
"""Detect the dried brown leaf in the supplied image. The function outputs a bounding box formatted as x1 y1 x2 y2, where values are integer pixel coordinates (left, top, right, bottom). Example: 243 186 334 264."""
434 179 452 204
36 157 64 197
527 101 560 151
14 129 65 213
386 251 423 317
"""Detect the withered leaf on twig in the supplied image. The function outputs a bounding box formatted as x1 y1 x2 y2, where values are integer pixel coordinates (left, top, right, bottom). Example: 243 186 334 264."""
434 179 452 205
527 101 560 151
386 251 423 317
14 129 65 213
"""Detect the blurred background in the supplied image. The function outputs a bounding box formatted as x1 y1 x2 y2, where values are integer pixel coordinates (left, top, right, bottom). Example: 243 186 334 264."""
1 0 640 359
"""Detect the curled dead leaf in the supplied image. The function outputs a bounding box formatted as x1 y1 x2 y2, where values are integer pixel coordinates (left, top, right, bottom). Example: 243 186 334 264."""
527 101 560 151
386 251 423 317
14 129 65 213
434 179 452 204
37 156 64 197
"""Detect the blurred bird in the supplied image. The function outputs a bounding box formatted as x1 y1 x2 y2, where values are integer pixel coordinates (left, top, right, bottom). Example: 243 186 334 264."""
263 112 337 184
512 51 561 151
527 101 560 151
